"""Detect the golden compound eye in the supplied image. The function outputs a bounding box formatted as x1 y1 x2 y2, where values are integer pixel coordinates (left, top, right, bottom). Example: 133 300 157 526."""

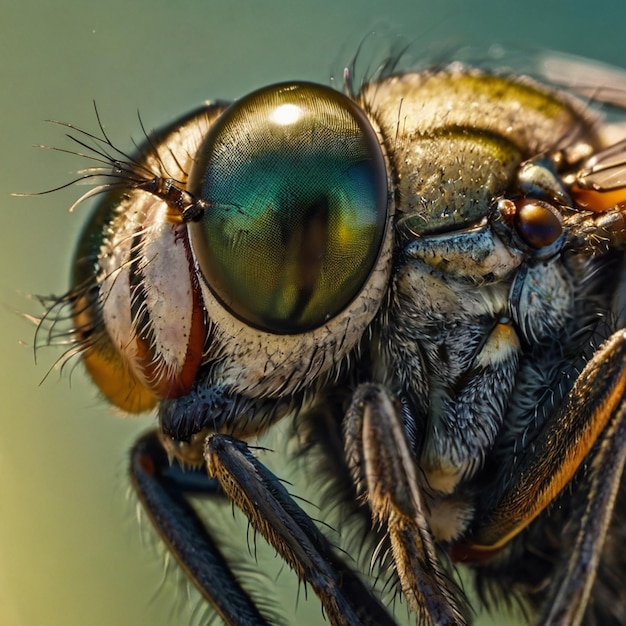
514 199 563 249
187 82 388 334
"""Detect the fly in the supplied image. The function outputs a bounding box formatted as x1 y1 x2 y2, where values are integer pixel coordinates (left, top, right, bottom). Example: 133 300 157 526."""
35 54 626 626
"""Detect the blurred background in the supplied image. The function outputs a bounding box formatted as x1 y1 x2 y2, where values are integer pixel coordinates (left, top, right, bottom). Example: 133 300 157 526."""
2 1 626 625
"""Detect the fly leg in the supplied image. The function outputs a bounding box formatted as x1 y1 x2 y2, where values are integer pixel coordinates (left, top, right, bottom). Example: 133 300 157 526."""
464 329 626 626
538 397 626 626
343 384 467 626
130 431 271 626
203 434 396 626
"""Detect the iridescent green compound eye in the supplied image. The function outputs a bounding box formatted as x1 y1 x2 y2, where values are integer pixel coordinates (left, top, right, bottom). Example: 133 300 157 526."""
187 82 388 334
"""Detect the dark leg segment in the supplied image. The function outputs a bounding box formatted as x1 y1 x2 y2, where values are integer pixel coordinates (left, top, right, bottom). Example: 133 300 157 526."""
203 434 396 626
460 329 626 625
344 384 467 626
538 399 626 626
130 431 271 626
470 329 626 550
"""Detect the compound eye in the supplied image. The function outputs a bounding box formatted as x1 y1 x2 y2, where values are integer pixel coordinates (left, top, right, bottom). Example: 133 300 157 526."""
514 199 563 249
187 82 388 334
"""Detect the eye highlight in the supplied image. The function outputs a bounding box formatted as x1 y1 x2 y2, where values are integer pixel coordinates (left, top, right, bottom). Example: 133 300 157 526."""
187 82 388 334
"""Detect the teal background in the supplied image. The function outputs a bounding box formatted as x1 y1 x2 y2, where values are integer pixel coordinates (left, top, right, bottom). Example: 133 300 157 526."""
2 1 626 625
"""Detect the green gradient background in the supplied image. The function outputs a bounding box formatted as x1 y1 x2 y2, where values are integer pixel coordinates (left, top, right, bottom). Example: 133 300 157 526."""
2 1 625 625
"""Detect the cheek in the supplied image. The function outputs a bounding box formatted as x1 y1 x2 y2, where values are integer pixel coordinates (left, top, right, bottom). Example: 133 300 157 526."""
125 205 206 399
75 191 206 413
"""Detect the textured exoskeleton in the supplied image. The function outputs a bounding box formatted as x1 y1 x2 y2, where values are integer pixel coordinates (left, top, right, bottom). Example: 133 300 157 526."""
40 57 626 625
